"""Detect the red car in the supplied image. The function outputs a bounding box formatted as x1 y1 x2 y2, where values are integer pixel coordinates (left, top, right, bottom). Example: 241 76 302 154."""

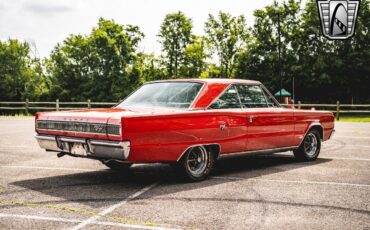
35 79 335 181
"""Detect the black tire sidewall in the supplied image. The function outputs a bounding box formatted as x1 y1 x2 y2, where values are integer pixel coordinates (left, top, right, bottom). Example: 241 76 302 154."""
182 146 214 182
295 129 321 161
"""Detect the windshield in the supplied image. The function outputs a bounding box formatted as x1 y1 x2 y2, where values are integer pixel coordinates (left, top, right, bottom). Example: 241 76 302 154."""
117 82 203 109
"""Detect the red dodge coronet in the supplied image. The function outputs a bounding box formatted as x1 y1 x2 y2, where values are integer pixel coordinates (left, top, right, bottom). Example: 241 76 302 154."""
35 79 335 181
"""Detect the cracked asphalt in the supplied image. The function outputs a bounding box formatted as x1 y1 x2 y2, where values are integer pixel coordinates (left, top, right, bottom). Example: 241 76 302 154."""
0 117 369 229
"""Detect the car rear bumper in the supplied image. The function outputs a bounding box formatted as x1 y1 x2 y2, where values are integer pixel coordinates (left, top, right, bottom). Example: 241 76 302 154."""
35 134 130 160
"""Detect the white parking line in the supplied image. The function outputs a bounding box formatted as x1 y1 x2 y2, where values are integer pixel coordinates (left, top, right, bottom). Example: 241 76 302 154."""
71 182 160 230
212 176 370 188
0 165 95 172
0 213 179 230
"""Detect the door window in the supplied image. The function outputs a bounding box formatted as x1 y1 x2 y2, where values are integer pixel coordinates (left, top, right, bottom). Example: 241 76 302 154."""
209 85 241 109
235 85 268 108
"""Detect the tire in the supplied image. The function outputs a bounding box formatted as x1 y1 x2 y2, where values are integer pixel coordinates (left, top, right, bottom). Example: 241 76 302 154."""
178 146 215 182
293 129 321 161
103 160 132 171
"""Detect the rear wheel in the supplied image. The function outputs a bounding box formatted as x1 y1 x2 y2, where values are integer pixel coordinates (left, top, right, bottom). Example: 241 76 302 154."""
294 129 321 161
178 146 214 182
103 160 132 171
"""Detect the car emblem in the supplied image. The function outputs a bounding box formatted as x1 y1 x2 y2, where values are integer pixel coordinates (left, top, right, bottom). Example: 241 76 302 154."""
317 0 360 39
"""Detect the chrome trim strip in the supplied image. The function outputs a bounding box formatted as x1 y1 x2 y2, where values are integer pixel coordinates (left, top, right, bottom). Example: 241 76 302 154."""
37 128 120 136
219 146 298 159
176 143 222 162
34 134 55 141
189 82 206 109
260 84 281 108
59 137 86 143
89 140 123 148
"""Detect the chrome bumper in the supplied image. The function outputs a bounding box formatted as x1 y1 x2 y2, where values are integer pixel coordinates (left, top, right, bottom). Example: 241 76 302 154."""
35 134 130 160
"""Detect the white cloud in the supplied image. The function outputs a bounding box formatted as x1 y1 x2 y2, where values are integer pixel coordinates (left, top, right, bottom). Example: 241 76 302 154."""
0 0 275 57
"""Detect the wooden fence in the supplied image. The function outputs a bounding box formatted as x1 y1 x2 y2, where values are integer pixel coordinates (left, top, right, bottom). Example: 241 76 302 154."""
1 100 370 120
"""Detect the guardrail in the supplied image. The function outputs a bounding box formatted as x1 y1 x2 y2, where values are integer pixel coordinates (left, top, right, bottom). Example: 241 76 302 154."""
0 99 116 114
0 100 370 120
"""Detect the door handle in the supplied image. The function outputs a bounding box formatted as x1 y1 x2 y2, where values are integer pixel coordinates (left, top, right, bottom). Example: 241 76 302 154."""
248 116 255 123
219 122 226 131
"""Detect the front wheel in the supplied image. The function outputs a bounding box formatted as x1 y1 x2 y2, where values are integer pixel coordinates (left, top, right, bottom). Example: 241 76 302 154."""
294 129 321 161
177 146 214 182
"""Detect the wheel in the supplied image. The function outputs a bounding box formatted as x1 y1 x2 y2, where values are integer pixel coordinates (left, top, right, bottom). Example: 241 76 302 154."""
294 129 321 161
103 160 132 171
179 146 214 182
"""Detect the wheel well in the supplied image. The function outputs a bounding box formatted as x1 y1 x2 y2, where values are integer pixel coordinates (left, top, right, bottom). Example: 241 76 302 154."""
309 125 323 140
178 144 221 162
204 144 221 160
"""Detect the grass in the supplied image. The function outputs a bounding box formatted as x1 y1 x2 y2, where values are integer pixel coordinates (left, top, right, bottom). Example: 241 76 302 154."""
337 115 370 122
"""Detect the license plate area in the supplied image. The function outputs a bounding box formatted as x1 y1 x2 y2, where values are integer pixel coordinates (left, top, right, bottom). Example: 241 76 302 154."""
57 137 88 156
70 142 88 156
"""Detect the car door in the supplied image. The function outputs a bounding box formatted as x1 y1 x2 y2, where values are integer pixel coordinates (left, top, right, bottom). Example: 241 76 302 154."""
208 85 247 154
235 84 295 151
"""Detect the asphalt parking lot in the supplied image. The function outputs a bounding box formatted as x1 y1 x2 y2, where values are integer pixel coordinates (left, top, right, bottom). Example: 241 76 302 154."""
0 117 369 230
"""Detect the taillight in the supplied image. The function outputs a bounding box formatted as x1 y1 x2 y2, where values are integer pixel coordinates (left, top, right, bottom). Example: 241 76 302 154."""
107 124 121 136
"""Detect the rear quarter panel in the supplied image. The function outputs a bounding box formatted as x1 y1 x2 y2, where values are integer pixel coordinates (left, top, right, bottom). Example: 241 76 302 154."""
122 110 247 162
293 109 335 146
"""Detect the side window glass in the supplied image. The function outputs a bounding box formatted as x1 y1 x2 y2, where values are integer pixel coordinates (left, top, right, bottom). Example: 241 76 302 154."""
236 85 268 108
209 86 241 109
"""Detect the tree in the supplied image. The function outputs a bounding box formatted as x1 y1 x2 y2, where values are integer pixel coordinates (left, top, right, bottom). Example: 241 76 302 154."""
235 0 301 92
0 39 47 101
205 12 248 78
180 36 209 77
46 18 144 102
158 11 193 78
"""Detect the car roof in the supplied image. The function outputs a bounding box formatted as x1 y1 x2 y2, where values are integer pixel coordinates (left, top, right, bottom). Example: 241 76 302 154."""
146 78 263 109
149 78 261 85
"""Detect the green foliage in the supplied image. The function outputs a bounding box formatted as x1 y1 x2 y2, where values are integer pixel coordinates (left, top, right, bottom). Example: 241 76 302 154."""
180 36 210 77
205 11 248 78
0 39 48 101
235 0 370 103
0 1 369 104
46 18 144 101
158 11 193 78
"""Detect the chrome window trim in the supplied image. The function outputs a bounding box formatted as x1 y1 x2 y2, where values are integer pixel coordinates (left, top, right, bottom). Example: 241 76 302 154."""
260 84 281 108
206 84 243 110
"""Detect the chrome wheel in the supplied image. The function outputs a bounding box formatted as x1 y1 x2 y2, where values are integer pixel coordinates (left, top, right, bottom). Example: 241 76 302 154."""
294 129 321 161
186 146 208 177
304 133 318 157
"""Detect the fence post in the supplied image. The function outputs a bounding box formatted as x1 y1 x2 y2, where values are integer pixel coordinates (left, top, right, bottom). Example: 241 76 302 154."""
298 101 301 109
87 99 91 109
25 99 29 115
336 101 340 121
56 99 59 111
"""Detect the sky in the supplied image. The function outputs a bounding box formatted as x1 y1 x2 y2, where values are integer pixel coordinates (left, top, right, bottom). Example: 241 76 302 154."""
0 0 277 58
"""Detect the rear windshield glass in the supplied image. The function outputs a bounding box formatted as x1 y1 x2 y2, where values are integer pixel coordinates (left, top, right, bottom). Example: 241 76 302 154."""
117 82 203 109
